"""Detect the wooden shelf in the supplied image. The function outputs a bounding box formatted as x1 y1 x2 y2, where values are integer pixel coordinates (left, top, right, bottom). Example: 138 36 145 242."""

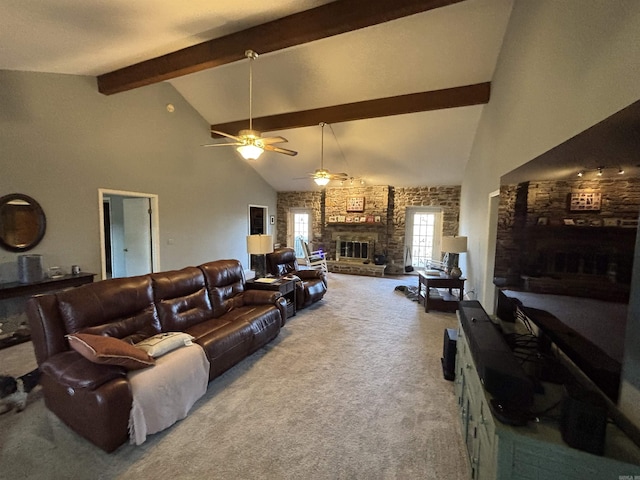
0 272 95 300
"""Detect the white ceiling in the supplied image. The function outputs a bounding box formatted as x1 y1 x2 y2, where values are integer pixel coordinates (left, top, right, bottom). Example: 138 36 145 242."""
0 0 514 191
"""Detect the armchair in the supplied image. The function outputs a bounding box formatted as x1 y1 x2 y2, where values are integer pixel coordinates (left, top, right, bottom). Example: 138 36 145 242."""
265 247 327 310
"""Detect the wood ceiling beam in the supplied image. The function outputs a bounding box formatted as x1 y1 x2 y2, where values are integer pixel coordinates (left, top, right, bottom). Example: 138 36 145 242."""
209 82 490 136
97 0 464 95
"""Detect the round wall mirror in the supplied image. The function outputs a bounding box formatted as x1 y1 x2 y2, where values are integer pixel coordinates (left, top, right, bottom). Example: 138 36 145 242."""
0 193 47 252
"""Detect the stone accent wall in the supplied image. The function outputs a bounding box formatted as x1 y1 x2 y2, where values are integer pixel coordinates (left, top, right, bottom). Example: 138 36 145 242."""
276 184 461 275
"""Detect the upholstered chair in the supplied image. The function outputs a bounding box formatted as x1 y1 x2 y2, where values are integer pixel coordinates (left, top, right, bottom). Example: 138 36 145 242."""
265 247 327 310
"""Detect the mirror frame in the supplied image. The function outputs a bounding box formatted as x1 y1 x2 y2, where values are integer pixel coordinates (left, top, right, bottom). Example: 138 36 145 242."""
0 193 47 252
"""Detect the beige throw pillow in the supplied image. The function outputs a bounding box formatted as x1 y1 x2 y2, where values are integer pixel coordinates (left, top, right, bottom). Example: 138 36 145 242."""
135 332 195 358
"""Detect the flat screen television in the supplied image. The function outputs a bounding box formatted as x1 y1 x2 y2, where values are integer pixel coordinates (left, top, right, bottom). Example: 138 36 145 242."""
494 100 640 404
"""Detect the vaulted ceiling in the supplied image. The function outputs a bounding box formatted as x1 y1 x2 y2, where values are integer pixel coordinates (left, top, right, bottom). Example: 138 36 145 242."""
1 0 515 191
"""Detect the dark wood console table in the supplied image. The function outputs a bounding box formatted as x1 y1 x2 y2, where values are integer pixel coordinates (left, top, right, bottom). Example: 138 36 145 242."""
0 272 95 349
418 272 465 313
0 272 95 300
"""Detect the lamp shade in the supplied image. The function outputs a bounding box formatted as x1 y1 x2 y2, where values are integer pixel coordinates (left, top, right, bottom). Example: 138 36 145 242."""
246 234 273 255
441 236 467 254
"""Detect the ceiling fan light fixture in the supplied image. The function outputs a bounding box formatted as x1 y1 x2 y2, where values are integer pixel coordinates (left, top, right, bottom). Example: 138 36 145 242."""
314 176 330 186
237 143 263 160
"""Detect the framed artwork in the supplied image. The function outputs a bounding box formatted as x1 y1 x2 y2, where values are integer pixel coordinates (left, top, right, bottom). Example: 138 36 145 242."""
569 191 601 211
346 196 365 212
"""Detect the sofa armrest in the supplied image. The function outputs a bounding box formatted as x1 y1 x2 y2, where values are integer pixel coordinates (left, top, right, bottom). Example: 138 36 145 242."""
295 269 328 287
242 290 288 326
295 269 323 280
242 289 282 305
41 351 127 391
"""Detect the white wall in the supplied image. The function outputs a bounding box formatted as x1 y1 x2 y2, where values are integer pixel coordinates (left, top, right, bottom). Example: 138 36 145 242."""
461 0 640 424
0 70 277 279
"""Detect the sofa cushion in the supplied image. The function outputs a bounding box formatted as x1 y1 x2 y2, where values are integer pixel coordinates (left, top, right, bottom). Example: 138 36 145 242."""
199 260 246 318
135 332 195 358
67 333 156 370
151 267 215 331
57 275 160 341
266 248 300 276
78 306 161 345
188 317 254 380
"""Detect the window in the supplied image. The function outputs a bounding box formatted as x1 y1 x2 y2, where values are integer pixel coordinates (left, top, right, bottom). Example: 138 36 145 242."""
405 208 443 268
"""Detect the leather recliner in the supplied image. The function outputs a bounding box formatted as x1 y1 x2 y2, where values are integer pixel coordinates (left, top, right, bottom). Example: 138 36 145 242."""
266 247 327 310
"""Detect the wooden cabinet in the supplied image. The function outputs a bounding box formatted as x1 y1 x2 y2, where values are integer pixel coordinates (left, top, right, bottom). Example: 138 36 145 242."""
455 315 640 479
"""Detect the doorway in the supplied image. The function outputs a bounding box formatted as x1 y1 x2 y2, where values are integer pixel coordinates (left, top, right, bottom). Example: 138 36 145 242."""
481 190 500 311
404 207 443 269
248 204 268 271
98 189 160 280
288 208 312 259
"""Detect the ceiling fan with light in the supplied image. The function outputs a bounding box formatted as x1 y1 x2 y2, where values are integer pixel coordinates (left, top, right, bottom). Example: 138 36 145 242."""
310 122 348 186
202 50 297 160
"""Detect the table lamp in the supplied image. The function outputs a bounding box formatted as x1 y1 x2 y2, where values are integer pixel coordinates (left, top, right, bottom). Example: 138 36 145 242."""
441 236 467 278
246 234 273 278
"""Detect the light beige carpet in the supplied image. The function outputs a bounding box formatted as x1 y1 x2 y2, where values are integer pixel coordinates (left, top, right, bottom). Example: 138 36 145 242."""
0 272 470 480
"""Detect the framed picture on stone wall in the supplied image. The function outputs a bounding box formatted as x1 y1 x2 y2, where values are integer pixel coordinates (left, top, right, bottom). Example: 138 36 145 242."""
346 196 365 212
569 191 601 211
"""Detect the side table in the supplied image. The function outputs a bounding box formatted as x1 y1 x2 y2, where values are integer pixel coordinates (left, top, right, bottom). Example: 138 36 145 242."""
245 277 296 320
418 272 465 313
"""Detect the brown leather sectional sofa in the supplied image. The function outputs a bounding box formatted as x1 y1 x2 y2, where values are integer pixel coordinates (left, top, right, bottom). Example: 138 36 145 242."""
26 259 287 452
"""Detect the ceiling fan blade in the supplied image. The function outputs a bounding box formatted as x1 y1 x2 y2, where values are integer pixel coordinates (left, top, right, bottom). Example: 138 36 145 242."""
330 172 349 179
211 130 242 141
202 142 243 147
264 144 298 156
260 136 288 145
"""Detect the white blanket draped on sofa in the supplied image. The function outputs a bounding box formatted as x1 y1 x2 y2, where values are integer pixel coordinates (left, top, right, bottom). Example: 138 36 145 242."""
128 343 210 445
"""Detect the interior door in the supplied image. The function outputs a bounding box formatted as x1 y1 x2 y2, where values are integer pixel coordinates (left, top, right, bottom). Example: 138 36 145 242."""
123 197 152 277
